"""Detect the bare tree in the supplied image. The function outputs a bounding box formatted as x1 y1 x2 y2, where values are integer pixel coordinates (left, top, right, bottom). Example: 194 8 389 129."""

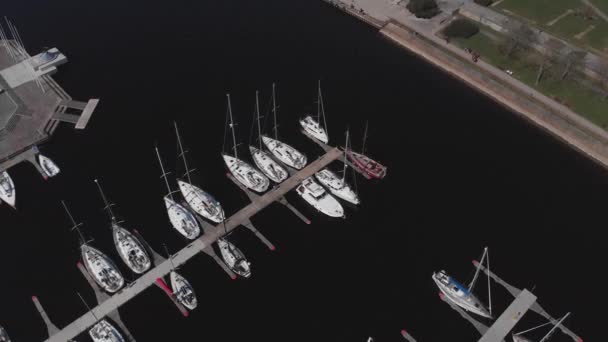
560 49 587 81
502 22 538 58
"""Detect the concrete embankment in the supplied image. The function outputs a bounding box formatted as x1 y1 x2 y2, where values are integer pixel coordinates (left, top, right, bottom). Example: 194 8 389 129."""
379 22 608 168
323 0 608 169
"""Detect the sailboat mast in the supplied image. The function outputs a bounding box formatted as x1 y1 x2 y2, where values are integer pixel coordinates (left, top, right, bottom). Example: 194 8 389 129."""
77 292 99 322
94 179 116 223
342 129 349 181
61 200 86 245
155 147 174 200
318 80 329 138
227 94 238 159
362 120 369 155
468 247 488 292
272 83 278 140
255 90 262 149
539 313 570 342
174 122 193 184
486 249 492 317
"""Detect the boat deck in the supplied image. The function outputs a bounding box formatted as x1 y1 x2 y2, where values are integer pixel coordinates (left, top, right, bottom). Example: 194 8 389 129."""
44 147 343 342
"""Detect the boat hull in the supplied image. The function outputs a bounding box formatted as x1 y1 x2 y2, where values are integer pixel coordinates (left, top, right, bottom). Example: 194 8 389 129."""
164 196 201 239
177 180 224 223
223 154 269 193
296 177 344 218
0 171 16 207
300 116 328 144
249 146 288 183
38 154 60 178
218 238 251 278
345 150 387 180
170 271 198 310
432 271 492 318
261 135 307 170
112 225 151 274
315 169 359 205
81 245 124 293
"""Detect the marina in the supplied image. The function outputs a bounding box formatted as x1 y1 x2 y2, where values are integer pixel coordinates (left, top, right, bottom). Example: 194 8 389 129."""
43 147 343 342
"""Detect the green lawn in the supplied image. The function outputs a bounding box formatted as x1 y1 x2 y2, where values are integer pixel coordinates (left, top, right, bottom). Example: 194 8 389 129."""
589 0 608 17
453 29 608 128
496 0 578 24
497 0 608 54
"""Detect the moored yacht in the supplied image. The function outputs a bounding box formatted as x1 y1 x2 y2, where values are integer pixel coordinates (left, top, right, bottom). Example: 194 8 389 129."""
164 195 200 239
343 122 386 179
300 80 329 144
38 154 60 178
296 177 344 218
88 320 125 342
170 271 198 310
432 270 491 318
62 201 124 293
95 179 151 274
81 245 124 293
223 94 269 193
0 171 15 208
249 90 288 183
174 124 225 223
218 238 251 278
262 83 307 170
512 336 532 342
315 169 359 205
0 326 10 342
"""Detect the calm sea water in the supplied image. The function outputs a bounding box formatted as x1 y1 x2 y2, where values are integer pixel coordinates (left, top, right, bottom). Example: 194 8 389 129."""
1 0 603 341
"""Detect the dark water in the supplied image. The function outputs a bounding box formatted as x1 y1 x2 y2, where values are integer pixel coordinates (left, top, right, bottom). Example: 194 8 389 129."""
1 0 603 341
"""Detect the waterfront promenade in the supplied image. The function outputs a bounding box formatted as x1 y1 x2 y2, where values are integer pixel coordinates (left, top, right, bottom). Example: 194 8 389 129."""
323 0 608 169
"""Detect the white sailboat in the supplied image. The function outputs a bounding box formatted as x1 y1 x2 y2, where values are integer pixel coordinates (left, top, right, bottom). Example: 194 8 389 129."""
94 180 151 274
218 236 251 278
0 171 15 208
315 130 359 205
262 83 307 170
433 247 493 319
223 94 269 193
155 146 201 239
170 271 198 310
249 90 288 183
0 326 10 342
63 201 124 293
89 320 125 342
174 123 225 223
296 177 344 218
300 80 329 144
38 154 60 178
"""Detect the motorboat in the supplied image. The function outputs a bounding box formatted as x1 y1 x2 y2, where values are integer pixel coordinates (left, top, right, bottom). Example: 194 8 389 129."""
218 238 251 278
170 271 198 310
296 177 344 218
38 154 60 178
0 171 15 207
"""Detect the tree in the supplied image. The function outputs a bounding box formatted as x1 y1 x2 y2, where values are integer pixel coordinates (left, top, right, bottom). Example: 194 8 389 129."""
443 19 479 38
559 49 586 81
406 0 440 19
501 22 538 58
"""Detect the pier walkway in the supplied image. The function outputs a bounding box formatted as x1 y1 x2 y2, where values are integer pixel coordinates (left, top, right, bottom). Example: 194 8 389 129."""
45 147 342 342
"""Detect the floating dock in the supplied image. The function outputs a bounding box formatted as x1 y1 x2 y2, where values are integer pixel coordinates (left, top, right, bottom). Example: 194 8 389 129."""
0 37 98 177
44 147 342 342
